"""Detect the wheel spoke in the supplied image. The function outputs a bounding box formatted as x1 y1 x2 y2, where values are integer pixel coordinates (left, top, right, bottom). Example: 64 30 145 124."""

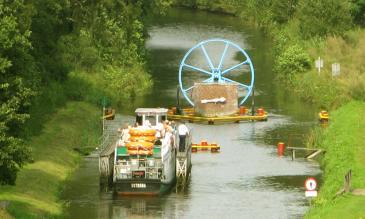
221 77 250 89
200 45 215 70
218 43 229 70
222 60 249 75
203 77 213 83
184 85 195 92
183 64 212 75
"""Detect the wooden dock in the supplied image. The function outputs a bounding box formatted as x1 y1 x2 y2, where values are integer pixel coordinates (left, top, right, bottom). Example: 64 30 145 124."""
98 115 127 185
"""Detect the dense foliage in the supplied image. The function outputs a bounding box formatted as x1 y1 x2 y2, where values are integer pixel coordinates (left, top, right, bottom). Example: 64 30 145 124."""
0 0 33 185
297 0 352 38
0 0 172 184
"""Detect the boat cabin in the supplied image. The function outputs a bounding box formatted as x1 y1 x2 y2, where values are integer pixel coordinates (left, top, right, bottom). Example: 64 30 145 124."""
135 108 168 127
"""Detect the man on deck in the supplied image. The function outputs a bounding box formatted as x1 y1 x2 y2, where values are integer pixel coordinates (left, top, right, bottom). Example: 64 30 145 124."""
178 121 189 152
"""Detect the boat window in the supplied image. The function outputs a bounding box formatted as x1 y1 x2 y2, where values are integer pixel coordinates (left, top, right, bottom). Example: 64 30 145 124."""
135 115 142 126
145 116 156 126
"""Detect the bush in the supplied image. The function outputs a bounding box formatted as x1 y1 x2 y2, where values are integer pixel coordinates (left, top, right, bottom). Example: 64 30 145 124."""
275 44 311 83
294 71 347 108
103 64 152 104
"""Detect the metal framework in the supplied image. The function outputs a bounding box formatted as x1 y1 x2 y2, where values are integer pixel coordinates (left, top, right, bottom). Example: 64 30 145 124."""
178 38 255 106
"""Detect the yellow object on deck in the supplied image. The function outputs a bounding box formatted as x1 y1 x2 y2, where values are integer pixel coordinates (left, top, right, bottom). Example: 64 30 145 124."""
167 107 268 124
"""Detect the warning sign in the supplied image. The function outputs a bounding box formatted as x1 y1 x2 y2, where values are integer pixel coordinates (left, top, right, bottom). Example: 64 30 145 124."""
305 177 318 197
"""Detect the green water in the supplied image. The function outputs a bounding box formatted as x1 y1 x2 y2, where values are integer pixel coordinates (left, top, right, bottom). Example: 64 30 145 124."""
62 8 321 219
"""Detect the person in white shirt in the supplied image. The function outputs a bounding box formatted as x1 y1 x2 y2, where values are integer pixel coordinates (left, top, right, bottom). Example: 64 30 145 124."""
162 126 173 147
177 121 189 152
155 122 164 145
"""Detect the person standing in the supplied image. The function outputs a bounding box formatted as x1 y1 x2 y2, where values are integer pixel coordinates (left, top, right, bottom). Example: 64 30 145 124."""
178 121 189 152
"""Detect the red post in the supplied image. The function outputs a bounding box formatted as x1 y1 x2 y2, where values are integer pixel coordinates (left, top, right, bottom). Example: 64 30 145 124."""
277 142 285 157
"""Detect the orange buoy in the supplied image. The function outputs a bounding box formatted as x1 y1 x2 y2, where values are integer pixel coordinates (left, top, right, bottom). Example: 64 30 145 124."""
277 142 285 157
256 108 265 116
239 106 247 115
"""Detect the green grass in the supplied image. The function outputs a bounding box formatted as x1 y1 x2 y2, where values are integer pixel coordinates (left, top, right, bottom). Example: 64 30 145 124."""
305 101 365 218
0 101 101 218
0 208 12 219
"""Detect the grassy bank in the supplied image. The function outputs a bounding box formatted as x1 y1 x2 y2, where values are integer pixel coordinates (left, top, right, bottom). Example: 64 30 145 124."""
0 101 100 218
305 101 365 218
288 29 365 109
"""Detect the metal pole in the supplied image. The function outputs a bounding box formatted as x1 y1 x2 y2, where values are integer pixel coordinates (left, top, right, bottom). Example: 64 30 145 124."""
251 87 255 116
177 85 180 108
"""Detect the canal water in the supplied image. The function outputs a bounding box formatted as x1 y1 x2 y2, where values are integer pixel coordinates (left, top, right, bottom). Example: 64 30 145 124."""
62 8 321 219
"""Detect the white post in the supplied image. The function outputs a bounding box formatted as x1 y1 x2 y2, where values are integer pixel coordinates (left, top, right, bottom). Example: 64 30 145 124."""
332 63 340 78
315 57 323 75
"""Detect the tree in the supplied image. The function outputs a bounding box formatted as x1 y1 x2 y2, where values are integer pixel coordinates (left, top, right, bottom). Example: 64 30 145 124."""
297 0 353 38
351 0 365 26
0 0 33 184
272 0 298 24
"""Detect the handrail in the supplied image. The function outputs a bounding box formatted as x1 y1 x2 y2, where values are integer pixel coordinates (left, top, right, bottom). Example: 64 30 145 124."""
114 159 163 180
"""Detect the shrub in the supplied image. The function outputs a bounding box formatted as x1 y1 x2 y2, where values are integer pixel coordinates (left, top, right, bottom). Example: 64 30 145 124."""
275 44 311 83
103 64 152 104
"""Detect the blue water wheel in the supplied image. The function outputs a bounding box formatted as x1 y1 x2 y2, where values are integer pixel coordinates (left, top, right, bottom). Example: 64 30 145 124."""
178 38 255 106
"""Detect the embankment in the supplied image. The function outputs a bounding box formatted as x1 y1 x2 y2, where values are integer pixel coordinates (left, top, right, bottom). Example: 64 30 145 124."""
0 102 100 218
305 101 365 218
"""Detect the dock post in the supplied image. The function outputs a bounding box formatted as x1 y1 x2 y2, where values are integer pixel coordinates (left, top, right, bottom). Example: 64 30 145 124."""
291 149 296 160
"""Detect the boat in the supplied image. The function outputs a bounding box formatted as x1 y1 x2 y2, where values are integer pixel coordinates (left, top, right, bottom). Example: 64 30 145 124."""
112 108 177 195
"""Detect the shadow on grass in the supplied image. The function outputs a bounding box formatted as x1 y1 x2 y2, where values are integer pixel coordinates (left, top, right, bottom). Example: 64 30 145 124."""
7 201 62 219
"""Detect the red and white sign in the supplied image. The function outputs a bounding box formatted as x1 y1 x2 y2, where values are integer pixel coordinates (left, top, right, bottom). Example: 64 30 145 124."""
305 177 318 197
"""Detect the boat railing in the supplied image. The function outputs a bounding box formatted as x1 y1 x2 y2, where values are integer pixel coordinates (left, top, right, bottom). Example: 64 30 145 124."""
176 131 192 157
98 132 110 152
114 159 163 180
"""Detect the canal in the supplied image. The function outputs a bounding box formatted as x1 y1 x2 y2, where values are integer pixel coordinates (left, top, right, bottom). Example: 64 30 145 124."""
62 8 321 218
